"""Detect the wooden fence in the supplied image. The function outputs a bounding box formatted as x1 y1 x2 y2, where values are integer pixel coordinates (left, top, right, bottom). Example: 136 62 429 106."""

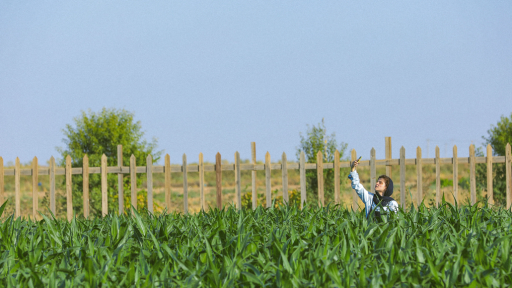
1 138 511 220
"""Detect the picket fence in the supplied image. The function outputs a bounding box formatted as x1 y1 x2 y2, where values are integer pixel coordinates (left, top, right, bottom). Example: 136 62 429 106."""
1 137 511 220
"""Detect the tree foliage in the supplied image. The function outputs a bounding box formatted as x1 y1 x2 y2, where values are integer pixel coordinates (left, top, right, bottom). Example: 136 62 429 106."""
296 119 348 204
54 108 162 216
476 113 512 206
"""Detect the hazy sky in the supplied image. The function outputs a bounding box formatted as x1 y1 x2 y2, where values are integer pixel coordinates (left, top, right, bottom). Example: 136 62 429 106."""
1 1 511 165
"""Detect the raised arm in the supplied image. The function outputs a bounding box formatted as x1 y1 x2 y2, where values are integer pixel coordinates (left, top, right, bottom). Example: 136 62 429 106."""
348 160 373 205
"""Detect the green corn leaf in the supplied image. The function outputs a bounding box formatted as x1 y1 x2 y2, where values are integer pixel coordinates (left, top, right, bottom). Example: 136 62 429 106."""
131 207 147 237
241 271 264 286
0 200 8 218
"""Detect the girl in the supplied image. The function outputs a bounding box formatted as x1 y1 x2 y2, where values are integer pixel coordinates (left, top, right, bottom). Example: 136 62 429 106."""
349 159 398 218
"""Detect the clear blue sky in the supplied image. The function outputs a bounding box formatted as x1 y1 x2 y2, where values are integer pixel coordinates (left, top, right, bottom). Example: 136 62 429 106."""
1 1 511 165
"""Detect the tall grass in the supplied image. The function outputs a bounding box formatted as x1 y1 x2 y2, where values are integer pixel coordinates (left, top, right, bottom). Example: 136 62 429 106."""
0 199 510 286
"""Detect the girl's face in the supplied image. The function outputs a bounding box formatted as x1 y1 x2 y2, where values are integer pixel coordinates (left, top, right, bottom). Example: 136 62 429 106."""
375 178 387 196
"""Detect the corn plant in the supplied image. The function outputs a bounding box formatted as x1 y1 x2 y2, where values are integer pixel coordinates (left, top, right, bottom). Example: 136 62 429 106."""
0 198 510 287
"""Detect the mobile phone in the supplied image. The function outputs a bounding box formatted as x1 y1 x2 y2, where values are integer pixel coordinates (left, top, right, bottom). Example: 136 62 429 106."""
356 156 362 163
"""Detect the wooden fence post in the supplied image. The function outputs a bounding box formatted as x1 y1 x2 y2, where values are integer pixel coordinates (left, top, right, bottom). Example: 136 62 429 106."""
15 157 20 218
370 148 376 195
101 154 108 217
435 146 440 207
453 145 458 205
50 156 55 215
486 144 493 205
199 153 204 211
66 155 72 221
165 154 171 212
416 147 422 207
506 143 511 209
32 156 38 219
351 149 358 211
235 151 241 210
469 144 476 205
118 145 124 215
147 154 153 214
385 137 392 177
400 147 406 209
0 157 3 206
282 152 288 203
216 152 222 209
265 152 271 208
83 155 89 218
317 151 324 207
130 155 137 213
300 151 306 209
334 150 340 205
251 142 257 210
182 154 188 214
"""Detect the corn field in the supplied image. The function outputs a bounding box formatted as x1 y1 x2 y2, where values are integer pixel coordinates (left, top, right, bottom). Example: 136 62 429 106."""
0 199 511 287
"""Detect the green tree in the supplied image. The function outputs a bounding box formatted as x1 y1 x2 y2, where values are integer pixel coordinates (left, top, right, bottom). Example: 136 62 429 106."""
55 108 162 217
476 113 512 206
296 119 348 205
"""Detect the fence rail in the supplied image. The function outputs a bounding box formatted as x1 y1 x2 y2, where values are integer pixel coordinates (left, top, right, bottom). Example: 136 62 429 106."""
2 156 509 176
1 138 512 221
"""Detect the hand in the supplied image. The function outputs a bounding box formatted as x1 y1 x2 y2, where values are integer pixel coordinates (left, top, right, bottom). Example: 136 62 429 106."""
350 160 359 172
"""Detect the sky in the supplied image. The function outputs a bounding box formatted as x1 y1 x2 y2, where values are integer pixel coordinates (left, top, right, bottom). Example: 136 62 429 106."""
1 1 511 165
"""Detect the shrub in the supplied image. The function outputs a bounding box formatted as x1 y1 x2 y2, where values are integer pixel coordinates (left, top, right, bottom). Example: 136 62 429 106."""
55 108 162 216
296 119 348 203
476 112 512 205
